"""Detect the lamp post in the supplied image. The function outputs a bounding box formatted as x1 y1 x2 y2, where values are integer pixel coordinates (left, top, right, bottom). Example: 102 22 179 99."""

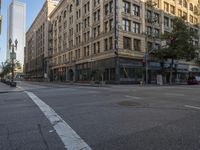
9 38 18 87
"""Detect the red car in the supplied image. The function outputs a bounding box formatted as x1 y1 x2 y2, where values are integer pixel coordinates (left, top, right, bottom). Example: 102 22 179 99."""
187 76 198 85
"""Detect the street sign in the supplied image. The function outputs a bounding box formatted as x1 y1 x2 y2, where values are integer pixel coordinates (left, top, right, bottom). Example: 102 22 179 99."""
10 52 16 59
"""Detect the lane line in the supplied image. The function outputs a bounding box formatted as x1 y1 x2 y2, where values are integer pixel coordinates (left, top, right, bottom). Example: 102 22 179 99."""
25 91 92 150
185 105 200 110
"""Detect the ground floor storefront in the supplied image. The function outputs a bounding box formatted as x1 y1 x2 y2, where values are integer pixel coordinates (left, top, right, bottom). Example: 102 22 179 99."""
50 57 200 84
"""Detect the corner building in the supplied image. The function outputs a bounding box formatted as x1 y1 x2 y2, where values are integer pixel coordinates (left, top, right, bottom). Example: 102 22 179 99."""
29 0 200 83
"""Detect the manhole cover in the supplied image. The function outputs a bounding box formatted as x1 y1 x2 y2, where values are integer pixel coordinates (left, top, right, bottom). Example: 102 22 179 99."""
118 101 142 107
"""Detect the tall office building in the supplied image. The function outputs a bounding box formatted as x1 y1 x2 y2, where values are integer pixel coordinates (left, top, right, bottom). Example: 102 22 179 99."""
7 0 26 67
0 0 2 35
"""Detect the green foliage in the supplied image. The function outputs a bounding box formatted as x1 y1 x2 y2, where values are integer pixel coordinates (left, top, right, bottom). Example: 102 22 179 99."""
0 60 21 78
155 17 197 61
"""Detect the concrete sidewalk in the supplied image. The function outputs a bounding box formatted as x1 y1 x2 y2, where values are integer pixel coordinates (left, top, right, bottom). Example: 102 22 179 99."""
0 82 20 93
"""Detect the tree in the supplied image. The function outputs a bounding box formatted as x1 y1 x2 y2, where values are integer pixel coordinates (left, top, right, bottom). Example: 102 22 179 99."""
155 17 198 84
0 60 21 78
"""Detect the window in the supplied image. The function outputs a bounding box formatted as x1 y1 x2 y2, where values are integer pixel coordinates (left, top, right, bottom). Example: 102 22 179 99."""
194 17 198 24
154 28 160 38
93 43 96 54
164 17 169 27
70 5 73 13
104 39 108 51
147 10 152 21
190 15 193 23
63 10 67 18
132 4 140 16
178 9 182 17
170 5 175 14
122 19 131 31
109 19 113 31
147 26 152 36
109 1 113 13
109 37 113 50
154 13 159 23
123 37 131 50
190 3 193 11
94 0 100 7
164 2 169 12
182 12 187 20
97 42 100 53
105 4 109 15
123 1 130 13
132 22 140 33
104 21 109 32
84 47 87 57
133 39 141 51
76 0 80 6
171 19 174 28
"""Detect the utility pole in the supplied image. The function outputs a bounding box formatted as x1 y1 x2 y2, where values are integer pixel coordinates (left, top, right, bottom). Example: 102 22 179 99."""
9 38 18 87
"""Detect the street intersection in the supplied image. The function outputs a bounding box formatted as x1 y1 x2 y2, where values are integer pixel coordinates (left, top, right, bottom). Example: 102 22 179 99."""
0 81 200 150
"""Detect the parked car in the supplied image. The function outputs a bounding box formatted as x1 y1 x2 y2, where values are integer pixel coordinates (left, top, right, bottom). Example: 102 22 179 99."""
187 76 198 85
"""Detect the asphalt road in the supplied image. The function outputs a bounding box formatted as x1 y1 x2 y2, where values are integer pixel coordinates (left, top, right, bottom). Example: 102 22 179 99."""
0 81 200 150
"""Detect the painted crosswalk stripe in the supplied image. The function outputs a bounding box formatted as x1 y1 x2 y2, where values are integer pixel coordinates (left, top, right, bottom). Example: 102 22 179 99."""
185 105 200 110
25 91 92 150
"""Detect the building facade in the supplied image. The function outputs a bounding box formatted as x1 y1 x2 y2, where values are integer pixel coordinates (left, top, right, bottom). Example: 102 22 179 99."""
24 0 60 80
0 0 2 35
25 0 200 83
7 0 26 68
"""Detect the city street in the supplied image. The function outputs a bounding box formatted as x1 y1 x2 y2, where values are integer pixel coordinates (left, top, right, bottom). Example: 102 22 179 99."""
0 81 200 150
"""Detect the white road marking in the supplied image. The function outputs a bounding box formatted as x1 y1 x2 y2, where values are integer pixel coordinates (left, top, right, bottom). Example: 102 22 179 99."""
25 91 92 150
125 95 141 99
185 105 200 110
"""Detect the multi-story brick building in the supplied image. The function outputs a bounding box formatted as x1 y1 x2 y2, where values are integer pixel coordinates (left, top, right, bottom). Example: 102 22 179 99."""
26 0 200 83
24 0 60 80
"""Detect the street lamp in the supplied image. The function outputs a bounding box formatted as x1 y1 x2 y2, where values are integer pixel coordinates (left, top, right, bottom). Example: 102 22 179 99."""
9 38 18 87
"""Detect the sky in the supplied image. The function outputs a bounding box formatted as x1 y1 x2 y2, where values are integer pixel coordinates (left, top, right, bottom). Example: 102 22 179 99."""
0 0 45 63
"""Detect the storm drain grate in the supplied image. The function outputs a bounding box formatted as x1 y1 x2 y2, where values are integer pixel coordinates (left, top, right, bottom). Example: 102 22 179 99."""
118 101 143 107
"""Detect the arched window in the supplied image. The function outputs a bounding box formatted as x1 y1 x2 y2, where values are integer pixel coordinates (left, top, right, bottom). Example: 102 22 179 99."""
190 3 193 11
59 16 62 23
63 10 67 18
70 4 73 13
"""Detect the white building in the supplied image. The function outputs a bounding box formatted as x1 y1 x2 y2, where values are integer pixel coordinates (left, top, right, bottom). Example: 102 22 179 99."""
7 0 26 68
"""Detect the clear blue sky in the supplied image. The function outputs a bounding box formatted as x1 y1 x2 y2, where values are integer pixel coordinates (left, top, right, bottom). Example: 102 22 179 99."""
0 0 45 63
